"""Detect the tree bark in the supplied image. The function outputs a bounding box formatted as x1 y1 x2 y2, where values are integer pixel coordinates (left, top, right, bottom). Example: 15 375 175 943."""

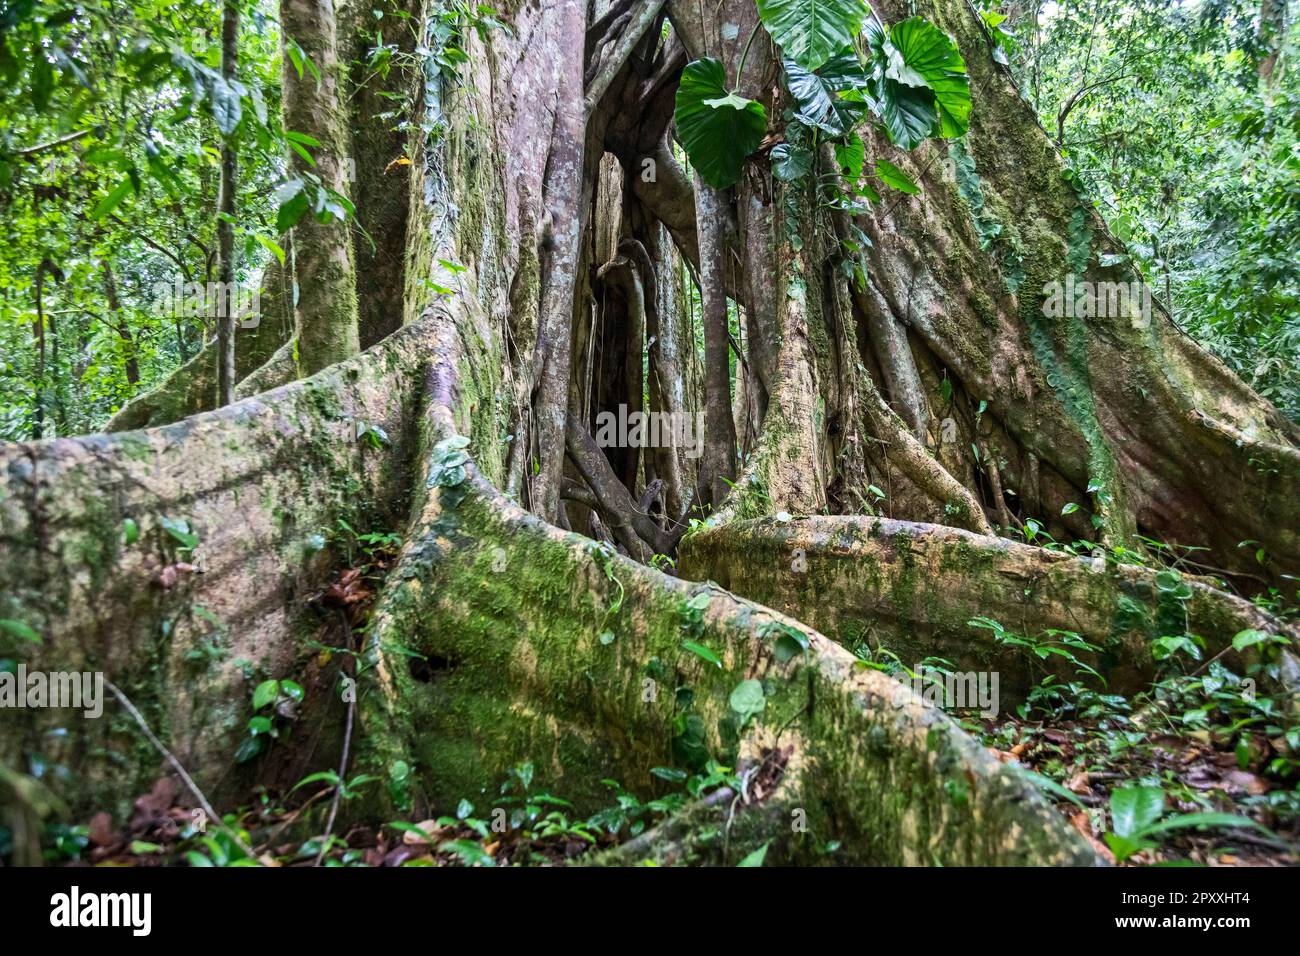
3 0 1296 866
529 0 589 523
281 0 361 375
693 174 737 510
216 0 239 406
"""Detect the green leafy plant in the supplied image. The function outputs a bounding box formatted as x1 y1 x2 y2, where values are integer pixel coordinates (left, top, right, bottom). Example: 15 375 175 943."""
968 616 1104 684
757 0 869 71
1104 785 1271 863
673 57 768 188
234 678 304 763
674 4 968 190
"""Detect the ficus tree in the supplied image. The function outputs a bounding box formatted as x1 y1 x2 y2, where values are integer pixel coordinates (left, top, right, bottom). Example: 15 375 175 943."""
0 0 1296 865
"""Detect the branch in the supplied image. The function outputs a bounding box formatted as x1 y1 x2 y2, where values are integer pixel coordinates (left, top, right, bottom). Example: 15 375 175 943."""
585 10 634 86
110 215 194 282
586 0 636 53
10 129 91 158
562 477 601 510
105 679 261 864
584 0 667 119
1055 72 1132 145
565 410 678 557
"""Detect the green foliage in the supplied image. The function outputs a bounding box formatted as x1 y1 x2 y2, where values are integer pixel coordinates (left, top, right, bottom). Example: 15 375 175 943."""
1010 0 1300 419
756 0 869 71
868 15 971 146
968 615 1104 685
234 677 304 764
673 57 768 188
1104 785 1271 862
0 0 290 436
674 7 967 192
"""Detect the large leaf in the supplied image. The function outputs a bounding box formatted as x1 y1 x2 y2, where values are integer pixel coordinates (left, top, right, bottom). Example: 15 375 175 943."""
875 79 936 150
833 133 865 179
784 53 869 135
885 17 970 138
874 158 918 193
210 75 243 137
1109 786 1165 838
770 143 813 181
674 58 767 189
757 0 869 71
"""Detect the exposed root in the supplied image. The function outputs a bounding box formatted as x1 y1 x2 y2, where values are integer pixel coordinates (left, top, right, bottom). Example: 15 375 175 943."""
348 301 1100 866
680 514 1297 701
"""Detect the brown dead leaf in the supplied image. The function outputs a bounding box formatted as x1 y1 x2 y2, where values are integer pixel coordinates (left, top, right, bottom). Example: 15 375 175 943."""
402 819 450 846
1224 769 1269 795
1069 810 1116 863
1066 771 1092 795
88 811 116 847
324 567 372 606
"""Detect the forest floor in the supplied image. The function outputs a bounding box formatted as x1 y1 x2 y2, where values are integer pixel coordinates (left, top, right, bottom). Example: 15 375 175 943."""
26 539 1300 869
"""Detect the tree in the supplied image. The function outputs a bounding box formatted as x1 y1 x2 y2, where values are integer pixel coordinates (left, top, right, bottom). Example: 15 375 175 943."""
280 0 361 375
0 0 1296 866
217 0 240 407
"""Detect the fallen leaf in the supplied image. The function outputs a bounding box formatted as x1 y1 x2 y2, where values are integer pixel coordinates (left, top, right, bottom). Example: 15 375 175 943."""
1066 771 1092 795
88 811 116 847
402 819 449 845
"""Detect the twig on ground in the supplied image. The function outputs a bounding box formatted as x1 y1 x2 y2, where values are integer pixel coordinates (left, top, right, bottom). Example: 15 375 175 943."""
314 610 358 866
105 678 260 863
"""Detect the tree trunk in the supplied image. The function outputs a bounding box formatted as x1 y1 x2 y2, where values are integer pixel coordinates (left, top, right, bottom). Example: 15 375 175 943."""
693 174 737 510
216 0 239 406
281 0 361 375
1258 0 1287 86
101 260 140 387
3 0 1297 867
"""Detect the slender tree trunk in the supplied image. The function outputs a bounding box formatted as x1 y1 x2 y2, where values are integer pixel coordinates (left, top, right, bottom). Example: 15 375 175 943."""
216 0 239 406
30 259 53 439
281 0 360 375
529 0 588 522
1258 0 1287 86
101 260 140 387
693 174 737 510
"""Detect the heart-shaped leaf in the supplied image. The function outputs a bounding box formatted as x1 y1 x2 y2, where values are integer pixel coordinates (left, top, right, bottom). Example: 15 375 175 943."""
757 0 869 71
674 58 767 189
884 17 970 138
